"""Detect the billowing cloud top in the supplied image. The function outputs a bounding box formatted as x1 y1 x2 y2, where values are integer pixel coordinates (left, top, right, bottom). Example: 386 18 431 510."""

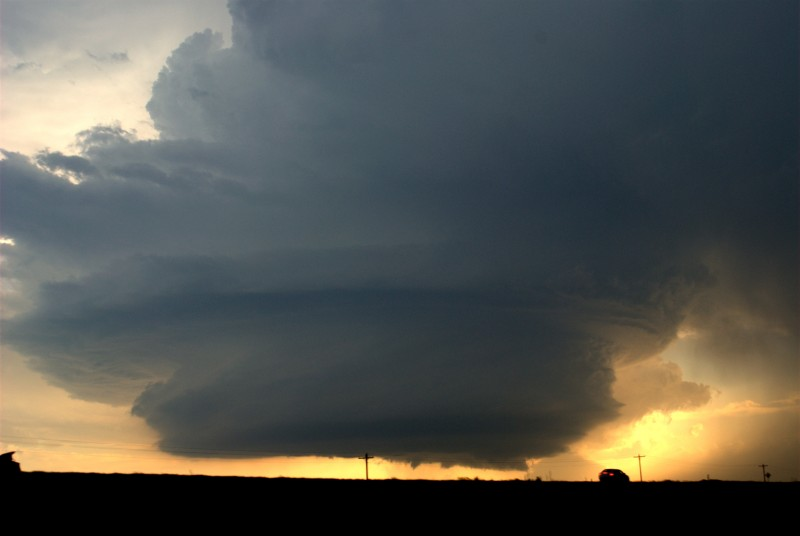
1 0 796 469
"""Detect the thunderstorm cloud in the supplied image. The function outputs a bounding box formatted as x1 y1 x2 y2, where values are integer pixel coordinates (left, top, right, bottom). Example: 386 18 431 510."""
1 1 796 469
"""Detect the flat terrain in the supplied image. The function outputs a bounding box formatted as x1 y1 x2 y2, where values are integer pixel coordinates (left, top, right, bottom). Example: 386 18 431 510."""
5 472 797 529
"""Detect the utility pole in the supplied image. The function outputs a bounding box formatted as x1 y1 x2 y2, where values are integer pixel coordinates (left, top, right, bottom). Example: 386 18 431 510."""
634 453 646 482
359 452 374 480
759 464 769 482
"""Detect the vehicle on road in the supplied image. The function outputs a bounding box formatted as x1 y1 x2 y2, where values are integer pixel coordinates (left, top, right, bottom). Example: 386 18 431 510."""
598 468 630 483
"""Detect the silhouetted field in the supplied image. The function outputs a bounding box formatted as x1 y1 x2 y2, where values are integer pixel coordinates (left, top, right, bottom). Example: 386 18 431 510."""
5 472 797 528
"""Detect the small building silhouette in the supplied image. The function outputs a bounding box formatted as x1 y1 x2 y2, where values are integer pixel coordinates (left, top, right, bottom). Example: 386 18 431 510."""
0 452 21 475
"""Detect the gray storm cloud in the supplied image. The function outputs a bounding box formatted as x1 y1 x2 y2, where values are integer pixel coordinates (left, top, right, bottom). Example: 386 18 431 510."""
1 0 796 469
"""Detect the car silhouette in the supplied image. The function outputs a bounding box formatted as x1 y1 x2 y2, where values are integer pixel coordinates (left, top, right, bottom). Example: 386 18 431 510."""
598 468 630 483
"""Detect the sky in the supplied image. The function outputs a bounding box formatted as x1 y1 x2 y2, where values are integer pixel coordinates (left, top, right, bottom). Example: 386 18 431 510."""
1 0 797 482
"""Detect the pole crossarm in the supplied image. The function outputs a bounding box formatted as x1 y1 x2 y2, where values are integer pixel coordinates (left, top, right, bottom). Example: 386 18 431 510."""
359 452 374 480
634 454 646 482
759 464 769 482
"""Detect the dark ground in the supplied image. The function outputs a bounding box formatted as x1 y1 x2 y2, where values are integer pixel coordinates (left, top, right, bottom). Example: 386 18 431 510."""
4 472 797 529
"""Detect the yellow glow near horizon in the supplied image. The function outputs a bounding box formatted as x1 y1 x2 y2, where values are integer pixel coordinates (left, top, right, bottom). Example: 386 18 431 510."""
4 340 795 481
4 357 796 481
579 410 707 480
1 349 524 480
3 440 525 481
569 394 800 482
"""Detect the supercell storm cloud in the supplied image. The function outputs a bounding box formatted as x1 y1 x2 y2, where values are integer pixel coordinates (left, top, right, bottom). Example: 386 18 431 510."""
1 1 796 469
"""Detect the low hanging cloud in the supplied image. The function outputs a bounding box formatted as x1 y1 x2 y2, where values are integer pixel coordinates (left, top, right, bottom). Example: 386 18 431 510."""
1 0 796 469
